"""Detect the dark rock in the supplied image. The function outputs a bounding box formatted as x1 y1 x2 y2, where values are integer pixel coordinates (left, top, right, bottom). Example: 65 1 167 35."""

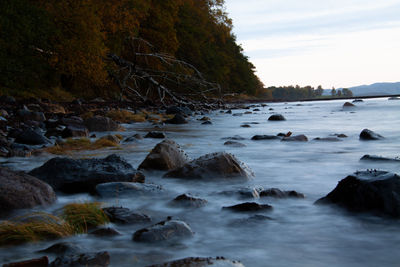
360 155 400 162
84 116 119 132
124 134 143 142
251 135 281 140
133 219 194 243
90 227 121 237
360 129 384 140
139 139 189 171
0 95 16 103
268 114 285 121
222 135 245 141
29 154 144 194
282 134 308 142
15 129 50 145
166 106 192 116
0 167 56 217
240 124 251 128
388 97 400 100
253 108 261 111
61 125 89 138
3 256 49 267
332 133 348 138
164 152 254 180
315 171 400 217
147 257 245 267
50 251 110 267
244 111 252 114
224 141 246 147
223 202 272 212
202 121 212 125
260 188 305 198
17 109 46 122
60 117 84 127
171 194 208 208
343 102 356 108
226 109 232 114
313 137 342 142
145 132 166 139
96 182 162 198
165 114 188 124
219 187 264 199
232 113 243 117
353 99 364 103
102 207 151 224
39 242 83 255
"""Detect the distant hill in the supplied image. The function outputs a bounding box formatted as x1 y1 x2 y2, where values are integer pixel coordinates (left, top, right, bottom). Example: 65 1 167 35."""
323 82 400 96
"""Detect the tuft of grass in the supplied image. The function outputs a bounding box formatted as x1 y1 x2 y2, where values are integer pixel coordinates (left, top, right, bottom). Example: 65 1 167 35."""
62 203 109 233
106 109 146 123
45 137 119 155
0 213 75 246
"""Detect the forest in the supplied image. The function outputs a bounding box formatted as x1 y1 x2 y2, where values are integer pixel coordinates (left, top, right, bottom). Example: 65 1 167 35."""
0 0 265 104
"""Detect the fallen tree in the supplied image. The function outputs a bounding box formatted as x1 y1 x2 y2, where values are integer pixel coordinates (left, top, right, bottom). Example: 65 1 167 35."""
108 37 223 107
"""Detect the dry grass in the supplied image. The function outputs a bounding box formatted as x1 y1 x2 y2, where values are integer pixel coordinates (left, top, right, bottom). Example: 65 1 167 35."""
0 213 75 246
106 109 146 123
0 203 110 246
45 137 119 155
62 203 109 233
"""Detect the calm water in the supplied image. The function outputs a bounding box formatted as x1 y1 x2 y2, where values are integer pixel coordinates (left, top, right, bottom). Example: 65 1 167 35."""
1 98 400 266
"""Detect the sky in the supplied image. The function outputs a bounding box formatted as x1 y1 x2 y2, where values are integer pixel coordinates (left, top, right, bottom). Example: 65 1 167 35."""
224 0 400 88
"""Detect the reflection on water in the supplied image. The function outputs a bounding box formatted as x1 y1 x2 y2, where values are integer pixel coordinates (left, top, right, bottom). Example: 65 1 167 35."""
1 98 400 266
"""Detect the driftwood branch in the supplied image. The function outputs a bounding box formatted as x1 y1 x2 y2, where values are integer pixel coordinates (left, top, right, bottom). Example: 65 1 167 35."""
108 37 221 107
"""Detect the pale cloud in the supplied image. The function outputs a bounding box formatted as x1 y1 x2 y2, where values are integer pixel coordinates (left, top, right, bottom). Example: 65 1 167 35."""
225 0 400 88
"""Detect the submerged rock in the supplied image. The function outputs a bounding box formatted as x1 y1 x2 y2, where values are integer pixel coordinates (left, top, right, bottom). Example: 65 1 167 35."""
251 135 281 140
50 251 110 267
139 139 189 171
29 154 144 194
39 242 84 256
259 188 305 198
315 170 400 217
3 256 49 267
343 102 356 108
133 219 194 243
145 132 166 139
164 152 254 180
360 155 400 162
268 114 286 121
222 135 246 141
90 227 121 237
222 202 272 212
102 207 151 224
224 141 246 147
359 129 384 140
96 182 162 198
281 134 308 142
147 257 245 267
313 137 342 142
170 194 208 208
0 167 56 217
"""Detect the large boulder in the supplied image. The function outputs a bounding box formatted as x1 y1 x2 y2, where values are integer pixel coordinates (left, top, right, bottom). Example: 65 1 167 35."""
164 152 254 180
0 167 56 217
315 171 400 217
84 116 119 132
147 257 245 267
133 219 194 243
359 129 384 140
138 139 190 171
96 182 162 198
29 154 144 194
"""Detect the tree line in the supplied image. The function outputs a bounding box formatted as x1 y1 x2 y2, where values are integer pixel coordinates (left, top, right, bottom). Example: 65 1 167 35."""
0 0 263 102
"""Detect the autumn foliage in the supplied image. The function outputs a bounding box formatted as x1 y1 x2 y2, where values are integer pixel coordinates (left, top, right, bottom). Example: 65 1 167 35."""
0 0 263 100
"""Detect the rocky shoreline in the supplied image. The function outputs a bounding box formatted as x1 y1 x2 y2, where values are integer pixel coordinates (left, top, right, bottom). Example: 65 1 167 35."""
1 95 400 266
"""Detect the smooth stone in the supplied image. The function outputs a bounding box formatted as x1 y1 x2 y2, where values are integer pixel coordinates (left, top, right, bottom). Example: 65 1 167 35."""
360 155 400 162
223 141 246 147
96 182 162 198
268 114 285 121
359 129 384 140
133 219 194 243
222 202 273 212
102 207 151 224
